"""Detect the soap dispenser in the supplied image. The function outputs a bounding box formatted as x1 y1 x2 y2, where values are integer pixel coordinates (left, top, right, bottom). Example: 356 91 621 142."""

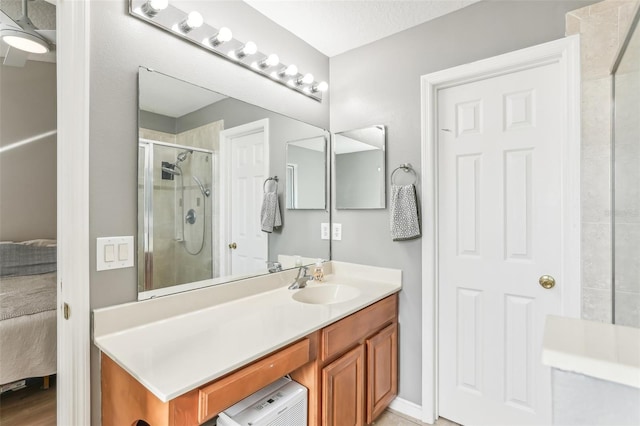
313 259 324 282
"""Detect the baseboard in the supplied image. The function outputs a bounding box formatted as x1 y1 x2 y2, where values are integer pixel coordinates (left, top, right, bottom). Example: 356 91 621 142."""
388 396 423 422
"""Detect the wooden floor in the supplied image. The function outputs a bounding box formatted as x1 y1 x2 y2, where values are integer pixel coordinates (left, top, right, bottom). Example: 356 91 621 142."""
0 378 56 426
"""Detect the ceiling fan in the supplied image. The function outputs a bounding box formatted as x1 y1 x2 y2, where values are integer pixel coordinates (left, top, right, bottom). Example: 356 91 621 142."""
0 0 56 67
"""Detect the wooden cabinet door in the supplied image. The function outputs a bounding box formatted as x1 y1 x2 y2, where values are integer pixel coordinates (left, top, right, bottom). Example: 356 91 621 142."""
366 322 398 424
322 344 365 426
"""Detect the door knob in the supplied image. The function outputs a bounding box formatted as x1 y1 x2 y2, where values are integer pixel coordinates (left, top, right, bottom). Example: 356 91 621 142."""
539 275 556 289
228 242 237 250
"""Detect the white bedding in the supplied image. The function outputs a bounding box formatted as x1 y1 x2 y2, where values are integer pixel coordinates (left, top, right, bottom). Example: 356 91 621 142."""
0 273 57 384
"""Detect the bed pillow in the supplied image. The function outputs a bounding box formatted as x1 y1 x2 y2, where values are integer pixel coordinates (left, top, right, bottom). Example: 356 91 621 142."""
0 243 57 277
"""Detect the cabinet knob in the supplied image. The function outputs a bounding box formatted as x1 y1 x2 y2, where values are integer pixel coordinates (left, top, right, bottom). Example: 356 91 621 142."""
228 242 237 250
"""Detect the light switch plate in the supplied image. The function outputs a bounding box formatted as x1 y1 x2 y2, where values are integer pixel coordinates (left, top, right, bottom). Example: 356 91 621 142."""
332 223 342 241
321 223 330 240
97 236 134 271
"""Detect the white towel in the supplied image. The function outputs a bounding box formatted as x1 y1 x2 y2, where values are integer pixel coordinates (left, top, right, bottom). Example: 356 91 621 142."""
390 184 421 241
261 191 282 233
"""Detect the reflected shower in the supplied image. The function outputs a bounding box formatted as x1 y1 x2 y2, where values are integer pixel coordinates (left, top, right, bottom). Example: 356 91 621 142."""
161 149 210 198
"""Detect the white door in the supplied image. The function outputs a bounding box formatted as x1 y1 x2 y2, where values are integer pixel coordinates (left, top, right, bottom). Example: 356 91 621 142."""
221 120 269 276
437 55 566 425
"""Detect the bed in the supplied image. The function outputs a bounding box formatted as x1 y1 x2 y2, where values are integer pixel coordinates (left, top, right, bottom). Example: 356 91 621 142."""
0 240 57 386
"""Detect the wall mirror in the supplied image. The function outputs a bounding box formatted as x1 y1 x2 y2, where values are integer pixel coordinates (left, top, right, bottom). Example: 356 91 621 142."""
137 67 330 300
286 137 327 210
334 125 386 209
613 8 640 328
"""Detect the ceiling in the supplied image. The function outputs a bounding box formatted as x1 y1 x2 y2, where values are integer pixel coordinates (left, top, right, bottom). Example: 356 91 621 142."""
242 0 481 57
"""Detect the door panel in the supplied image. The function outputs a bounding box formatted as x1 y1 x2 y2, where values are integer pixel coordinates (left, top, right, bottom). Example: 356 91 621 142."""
438 60 563 425
230 129 268 276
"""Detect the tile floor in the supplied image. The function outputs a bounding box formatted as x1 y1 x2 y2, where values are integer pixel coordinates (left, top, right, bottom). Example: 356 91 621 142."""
374 409 460 426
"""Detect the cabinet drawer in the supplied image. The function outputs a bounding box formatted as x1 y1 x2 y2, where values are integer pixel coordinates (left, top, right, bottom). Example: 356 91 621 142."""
321 294 397 362
197 338 311 423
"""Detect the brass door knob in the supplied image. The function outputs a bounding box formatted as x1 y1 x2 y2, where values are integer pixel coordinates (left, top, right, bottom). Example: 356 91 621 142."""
539 275 556 289
228 242 237 250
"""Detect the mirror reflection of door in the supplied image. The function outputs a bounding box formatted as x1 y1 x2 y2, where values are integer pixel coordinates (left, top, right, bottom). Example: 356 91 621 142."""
220 119 269 277
286 164 297 209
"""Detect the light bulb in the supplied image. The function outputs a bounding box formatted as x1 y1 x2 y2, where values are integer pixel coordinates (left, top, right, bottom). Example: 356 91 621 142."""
233 41 257 59
242 41 257 55
284 64 298 76
208 27 232 46
2 33 49 54
259 53 279 68
266 54 279 67
301 73 314 84
178 11 203 33
312 81 329 93
141 0 168 17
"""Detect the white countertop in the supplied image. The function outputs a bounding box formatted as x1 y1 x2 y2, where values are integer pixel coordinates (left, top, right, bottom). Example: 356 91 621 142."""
542 315 640 388
93 262 401 402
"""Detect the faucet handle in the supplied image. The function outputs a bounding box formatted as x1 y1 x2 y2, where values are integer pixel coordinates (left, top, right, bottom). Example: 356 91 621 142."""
266 261 282 273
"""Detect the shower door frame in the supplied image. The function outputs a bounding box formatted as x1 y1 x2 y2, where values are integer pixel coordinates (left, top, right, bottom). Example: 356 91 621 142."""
138 138 216 301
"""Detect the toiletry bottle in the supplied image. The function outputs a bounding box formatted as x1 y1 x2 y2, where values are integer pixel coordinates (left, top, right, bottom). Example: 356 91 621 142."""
313 259 324 282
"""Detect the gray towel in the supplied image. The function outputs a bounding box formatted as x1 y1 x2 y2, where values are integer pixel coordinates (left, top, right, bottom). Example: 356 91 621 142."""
261 191 282 233
390 184 421 241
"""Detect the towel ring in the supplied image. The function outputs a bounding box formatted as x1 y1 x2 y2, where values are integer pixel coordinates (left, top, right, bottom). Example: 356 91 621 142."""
391 164 417 185
263 176 279 193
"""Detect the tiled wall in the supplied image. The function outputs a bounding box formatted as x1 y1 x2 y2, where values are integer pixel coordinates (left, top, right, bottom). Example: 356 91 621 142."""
567 0 640 323
613 11 640 327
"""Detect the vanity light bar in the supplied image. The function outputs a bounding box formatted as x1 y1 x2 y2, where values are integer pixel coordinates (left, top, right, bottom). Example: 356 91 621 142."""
129 0 328 102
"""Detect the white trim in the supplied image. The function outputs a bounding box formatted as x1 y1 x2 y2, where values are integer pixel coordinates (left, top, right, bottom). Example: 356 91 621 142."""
219 119 270 276
420 35 581 424
56 0 91 424
286 163 299 209
388 397 424 422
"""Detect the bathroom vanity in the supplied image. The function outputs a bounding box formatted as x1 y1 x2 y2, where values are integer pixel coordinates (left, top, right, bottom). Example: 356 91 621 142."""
94 262 401 426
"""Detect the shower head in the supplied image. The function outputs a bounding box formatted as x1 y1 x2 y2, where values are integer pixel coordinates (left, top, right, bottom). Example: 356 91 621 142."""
176 150 193 163
192 175 211 197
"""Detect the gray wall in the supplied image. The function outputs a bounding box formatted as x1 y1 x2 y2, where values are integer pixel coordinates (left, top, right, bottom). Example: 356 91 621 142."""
286 145 325 209
0 61 57 241
329 0 598 405
139 110 176 134
88 1 328 423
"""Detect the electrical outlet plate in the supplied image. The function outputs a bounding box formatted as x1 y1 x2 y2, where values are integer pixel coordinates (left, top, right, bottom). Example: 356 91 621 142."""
332 223 342 241
97 236 134 271
321 223 330 240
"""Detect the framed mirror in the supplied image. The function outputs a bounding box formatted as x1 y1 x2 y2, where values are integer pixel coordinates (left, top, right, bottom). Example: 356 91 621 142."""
286 136 327 210
137 67 330 299
334 125 386 209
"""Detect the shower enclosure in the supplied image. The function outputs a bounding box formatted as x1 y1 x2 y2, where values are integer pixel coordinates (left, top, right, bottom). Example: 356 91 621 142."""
138 139 215 296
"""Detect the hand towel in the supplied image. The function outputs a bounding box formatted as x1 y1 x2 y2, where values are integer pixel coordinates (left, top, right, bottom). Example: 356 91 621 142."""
390 184 421 241
261 191 282 233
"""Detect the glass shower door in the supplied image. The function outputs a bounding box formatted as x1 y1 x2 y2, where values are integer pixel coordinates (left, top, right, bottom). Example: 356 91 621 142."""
139 140 214 296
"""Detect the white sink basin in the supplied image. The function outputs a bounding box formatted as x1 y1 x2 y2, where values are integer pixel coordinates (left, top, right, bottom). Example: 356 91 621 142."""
292 284 361 305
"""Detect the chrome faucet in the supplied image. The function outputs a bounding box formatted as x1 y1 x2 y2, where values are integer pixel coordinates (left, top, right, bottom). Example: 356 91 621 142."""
267 261 282 273
288 266 313 290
